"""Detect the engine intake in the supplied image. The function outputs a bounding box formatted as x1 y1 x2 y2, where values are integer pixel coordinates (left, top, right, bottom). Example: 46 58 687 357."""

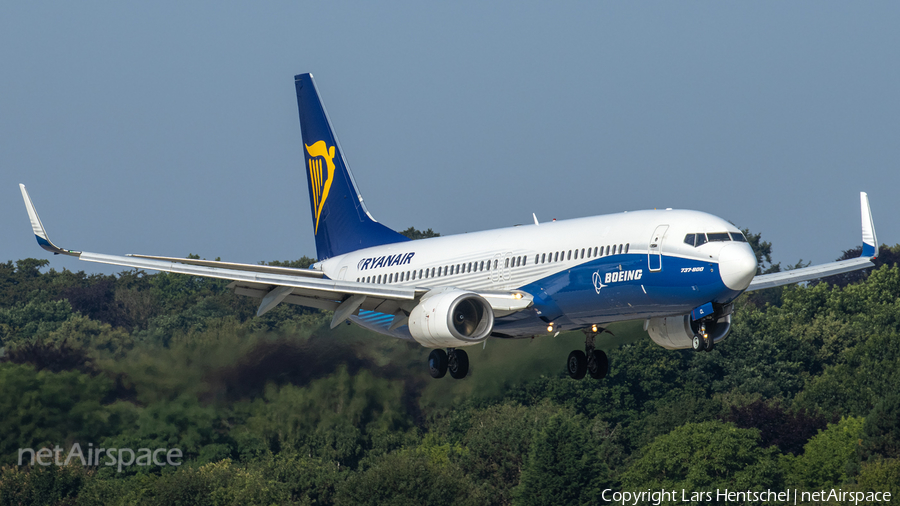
646 313 732 350
408 289 494 348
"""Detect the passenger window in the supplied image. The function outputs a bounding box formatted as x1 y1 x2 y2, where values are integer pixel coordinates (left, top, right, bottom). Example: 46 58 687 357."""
730 232 747 242
587 248 592 258
594 247 599 256
708 232 731 242
552 252 557 262
625 243 629 254
696 234 708 247
505 258 509 268
606 245 611 256
567 250 572 260
522 256 527 266
684 234 695 247
377 275 382 284
619 244 623 254
493 259 498 270
541 253 546 264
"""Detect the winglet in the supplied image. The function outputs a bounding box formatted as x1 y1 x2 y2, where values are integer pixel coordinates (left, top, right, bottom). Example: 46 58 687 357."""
860 191 877 259
19 184 81 257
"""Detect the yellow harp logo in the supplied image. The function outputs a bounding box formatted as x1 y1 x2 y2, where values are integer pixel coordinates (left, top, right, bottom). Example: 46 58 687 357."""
305 141 336 235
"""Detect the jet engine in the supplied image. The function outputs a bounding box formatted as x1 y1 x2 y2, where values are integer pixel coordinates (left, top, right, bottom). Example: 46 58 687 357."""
646 312 732 350
408 288 494 348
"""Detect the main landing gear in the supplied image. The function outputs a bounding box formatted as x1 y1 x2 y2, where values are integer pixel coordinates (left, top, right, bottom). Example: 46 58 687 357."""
691 320 715 352
567 329 609 380
428 348 469 379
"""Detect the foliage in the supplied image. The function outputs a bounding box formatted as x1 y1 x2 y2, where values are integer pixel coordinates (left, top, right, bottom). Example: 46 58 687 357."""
621 420 782 490
399 227 440 240
858 389 900 462
786 416 864 488
721 398 831 455
334 449 476 506
0 363 135 466
1 246 899 503
514 413 612 506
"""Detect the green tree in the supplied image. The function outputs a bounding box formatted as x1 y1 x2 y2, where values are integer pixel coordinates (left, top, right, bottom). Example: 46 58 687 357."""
851 459 900 499
514 413 611 506
0 464 89 506
0 363 134 466
455 402 559 506
399 227 440 240
334 450 476 506
622 420 782 491
786 416 864 488
859 389 900 462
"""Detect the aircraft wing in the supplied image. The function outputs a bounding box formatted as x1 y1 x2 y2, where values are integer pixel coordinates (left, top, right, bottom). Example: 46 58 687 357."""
19 184 532 326
745 192 877 292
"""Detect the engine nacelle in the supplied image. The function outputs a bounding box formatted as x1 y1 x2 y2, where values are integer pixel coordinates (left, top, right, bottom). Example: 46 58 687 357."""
408 288 494 348
646 313 732 350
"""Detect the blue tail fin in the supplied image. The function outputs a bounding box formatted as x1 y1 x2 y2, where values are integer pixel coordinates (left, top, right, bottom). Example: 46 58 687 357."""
294 73 410 260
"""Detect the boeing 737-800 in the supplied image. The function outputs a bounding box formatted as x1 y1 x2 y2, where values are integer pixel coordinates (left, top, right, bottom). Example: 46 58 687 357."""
20 73 879 380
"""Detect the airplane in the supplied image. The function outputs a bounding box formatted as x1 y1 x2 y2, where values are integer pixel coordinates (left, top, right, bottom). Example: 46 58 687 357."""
19 73 879 381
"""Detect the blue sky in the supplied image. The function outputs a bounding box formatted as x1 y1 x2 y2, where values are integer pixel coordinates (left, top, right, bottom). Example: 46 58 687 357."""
3 2 898 275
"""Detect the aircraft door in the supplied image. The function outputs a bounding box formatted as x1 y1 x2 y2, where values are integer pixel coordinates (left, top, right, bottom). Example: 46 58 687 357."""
490 253 502 283
648 225 669 272
490 252 514 285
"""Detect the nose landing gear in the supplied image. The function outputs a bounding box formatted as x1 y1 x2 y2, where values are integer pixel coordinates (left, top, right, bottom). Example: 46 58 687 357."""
567 328 609 380
428 348 469 379
691 321 715 352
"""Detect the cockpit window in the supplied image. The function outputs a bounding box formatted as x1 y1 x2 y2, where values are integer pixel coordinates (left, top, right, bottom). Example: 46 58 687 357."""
686 232 740 247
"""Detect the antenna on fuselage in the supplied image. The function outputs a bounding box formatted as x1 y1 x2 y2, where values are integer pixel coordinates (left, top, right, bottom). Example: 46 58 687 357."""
533 213 539 226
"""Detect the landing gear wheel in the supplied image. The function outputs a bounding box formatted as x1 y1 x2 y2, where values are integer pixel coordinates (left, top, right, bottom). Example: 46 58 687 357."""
448 349 469 379
428 349 448 378
704 335 715 352
588 350 609 379
567 350 587 380
692 334 703 352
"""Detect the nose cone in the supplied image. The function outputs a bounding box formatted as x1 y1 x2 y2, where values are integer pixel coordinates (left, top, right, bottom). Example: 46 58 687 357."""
718 243 757 291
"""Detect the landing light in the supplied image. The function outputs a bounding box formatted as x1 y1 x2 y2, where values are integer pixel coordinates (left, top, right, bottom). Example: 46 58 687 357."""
514 293 523 299
547 324 554 333
591 324 598 333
